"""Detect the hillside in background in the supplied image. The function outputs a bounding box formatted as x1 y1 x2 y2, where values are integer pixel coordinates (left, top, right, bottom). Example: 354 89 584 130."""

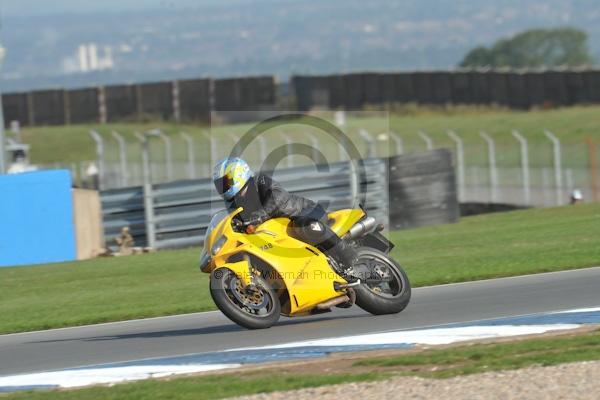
1 0 599 91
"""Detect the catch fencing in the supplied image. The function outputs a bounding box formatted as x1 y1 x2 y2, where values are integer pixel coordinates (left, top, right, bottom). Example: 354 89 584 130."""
84 124 599 210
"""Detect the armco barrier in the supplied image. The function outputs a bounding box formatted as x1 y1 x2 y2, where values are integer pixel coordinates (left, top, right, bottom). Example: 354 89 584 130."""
101 159 389 249
100 151 457 250
0 170 77 267
100 186 146 247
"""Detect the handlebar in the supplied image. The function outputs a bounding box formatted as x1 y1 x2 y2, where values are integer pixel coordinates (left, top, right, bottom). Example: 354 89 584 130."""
232 215 265 231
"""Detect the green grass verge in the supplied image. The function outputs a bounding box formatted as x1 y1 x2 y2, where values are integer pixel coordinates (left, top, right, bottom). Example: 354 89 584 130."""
355 328 600 378
389 202 600 285
1 372 384 400
1 203 599 334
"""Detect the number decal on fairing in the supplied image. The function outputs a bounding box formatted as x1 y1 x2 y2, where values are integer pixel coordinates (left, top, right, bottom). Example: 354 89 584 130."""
260 243 273 251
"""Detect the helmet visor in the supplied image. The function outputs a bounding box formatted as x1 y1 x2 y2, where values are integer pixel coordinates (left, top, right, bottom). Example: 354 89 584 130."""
214 175 234 195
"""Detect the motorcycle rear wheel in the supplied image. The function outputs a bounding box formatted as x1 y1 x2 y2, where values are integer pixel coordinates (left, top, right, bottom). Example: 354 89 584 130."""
210 268 280 329
353 247 411 315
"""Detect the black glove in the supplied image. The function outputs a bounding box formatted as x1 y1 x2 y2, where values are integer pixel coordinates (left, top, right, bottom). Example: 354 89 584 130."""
244 210 269 226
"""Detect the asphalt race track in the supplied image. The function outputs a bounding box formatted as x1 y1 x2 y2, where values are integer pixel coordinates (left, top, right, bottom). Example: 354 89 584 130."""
2 267 600 377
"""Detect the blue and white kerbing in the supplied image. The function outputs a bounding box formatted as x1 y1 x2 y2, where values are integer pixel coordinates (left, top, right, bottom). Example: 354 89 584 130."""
1 306 599 393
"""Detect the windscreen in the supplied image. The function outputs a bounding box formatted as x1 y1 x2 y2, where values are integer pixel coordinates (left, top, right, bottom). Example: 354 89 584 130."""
205 209 229 241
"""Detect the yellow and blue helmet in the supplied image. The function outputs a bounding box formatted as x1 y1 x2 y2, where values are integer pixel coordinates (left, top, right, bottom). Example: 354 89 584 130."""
212 157 254 200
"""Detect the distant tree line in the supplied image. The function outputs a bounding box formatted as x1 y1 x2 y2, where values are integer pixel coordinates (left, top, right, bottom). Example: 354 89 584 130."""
460 28 594 69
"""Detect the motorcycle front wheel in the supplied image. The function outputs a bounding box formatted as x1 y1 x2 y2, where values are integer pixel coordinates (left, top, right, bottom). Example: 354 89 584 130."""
210 268 280 329
353 247 411 315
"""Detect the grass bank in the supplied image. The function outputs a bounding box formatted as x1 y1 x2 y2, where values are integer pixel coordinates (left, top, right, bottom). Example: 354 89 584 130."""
1 203 599 334
16 105 600 168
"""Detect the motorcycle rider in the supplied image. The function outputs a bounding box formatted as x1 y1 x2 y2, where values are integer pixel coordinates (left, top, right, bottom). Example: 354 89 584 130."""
212 157 358 279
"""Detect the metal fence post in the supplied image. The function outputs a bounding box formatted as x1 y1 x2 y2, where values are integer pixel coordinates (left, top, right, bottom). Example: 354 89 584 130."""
390 131 404 155
201 131 218 176
88 130 105 188
480 131 499 203
447 130 465 202
149 129 173 182
202 131 218 161
180 132 196 179
544 130 563 206
135 131 156 249
133 131 145 185
418 130 434 151
359 129 375 158
111 131 129 187
511 130 531 205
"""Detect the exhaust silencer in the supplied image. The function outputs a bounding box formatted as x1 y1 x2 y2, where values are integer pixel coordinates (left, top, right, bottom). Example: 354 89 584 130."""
343 216 377 240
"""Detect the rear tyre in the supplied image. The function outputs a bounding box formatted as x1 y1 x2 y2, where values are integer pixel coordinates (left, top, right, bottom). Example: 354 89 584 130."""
353 247 411 315
210 268 280 329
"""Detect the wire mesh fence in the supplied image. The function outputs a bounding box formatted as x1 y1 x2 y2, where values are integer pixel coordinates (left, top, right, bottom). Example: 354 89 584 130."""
50 123 598 208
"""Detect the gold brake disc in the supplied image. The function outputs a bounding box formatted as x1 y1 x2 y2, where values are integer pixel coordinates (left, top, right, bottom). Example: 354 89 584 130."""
231 276 268 309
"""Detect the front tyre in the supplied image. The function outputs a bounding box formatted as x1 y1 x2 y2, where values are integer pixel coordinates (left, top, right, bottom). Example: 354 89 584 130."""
353 247 411 315
210 268 280 329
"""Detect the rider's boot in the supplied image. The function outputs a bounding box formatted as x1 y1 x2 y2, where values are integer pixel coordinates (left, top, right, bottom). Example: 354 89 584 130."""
327 239 359 282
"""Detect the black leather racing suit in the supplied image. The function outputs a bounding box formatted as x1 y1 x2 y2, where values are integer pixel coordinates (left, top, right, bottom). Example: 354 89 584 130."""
226 174 357 273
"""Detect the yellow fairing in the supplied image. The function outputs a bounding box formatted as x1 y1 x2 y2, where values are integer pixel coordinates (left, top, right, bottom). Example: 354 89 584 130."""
214 260 253 287
204 208 364 316
328 208 365 236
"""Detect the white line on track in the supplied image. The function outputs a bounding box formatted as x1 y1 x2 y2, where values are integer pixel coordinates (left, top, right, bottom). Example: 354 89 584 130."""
0 311 222 338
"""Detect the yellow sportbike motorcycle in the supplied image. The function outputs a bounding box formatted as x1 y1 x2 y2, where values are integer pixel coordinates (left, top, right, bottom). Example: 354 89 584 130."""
199 207 411 329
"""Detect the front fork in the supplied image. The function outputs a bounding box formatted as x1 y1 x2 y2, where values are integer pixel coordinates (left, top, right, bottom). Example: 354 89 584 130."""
243 253 258 291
